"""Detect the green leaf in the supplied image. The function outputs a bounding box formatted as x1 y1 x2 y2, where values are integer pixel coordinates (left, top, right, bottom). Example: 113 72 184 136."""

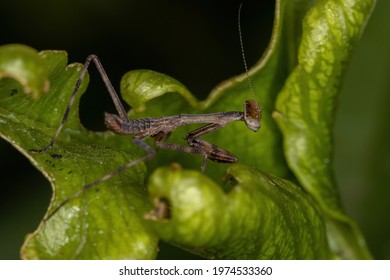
0 50 158 259
0 44 49 100
0 0 375 260
145 164 329 259
120 70 199 113
123 4 290 181
274 0 375 259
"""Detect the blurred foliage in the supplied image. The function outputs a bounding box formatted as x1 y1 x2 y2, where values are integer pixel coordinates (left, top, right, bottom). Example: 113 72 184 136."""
334 0 390 260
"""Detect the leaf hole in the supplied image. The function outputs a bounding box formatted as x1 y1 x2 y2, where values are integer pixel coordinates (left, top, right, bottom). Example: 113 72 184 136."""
221 172 239 193
144 196 171 221
10 88 18 96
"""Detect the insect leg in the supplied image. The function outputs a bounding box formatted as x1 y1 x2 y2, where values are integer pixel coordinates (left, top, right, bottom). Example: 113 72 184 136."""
154 140 210 173
155 141 206 157
30 55 127 153
186 123 238 161
153 123 238 172
44 137 155 221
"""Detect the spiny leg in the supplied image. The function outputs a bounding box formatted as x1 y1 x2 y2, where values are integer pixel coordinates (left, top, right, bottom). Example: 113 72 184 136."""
44 137 156 221
30 54 128 153
154 141 210 173
186 123 238 169
153 123 238 172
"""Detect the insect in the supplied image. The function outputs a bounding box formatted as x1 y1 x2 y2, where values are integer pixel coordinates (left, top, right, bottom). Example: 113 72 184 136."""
31 3 262 221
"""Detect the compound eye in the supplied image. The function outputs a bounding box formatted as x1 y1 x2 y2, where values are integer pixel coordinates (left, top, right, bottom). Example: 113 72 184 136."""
244 99 261 132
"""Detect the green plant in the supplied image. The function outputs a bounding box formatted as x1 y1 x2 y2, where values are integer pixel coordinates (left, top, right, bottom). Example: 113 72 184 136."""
0 0 375 259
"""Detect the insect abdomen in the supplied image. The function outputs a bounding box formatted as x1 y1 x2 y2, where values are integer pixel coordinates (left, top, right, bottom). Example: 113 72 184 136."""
104 113 154 137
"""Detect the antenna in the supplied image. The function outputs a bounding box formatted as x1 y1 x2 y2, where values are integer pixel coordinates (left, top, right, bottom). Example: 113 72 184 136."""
238 3 256 101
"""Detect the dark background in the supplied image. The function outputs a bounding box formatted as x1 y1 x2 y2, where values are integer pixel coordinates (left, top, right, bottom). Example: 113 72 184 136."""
0 0 389 259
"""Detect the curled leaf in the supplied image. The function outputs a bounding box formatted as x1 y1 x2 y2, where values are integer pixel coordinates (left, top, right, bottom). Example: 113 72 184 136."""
146 164 329 259
121 70 199 113
0 44 49 100
0 0 375 260
274 0 375 258
0 46 158 259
